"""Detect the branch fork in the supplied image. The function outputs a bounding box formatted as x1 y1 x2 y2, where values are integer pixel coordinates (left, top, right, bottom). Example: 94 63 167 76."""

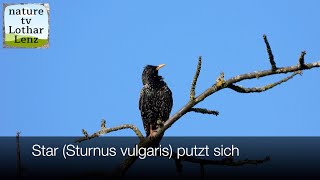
76 34 320 176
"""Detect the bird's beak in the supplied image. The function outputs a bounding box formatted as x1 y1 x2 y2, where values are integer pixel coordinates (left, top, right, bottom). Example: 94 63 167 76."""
156 64 166 71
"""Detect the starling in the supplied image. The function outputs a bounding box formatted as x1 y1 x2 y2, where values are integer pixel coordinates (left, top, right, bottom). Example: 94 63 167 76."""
139 64 173 140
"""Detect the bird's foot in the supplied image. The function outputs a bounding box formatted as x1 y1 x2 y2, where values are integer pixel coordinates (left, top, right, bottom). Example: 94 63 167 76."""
156 120 164 128
149 125 161 140
149 128 157 137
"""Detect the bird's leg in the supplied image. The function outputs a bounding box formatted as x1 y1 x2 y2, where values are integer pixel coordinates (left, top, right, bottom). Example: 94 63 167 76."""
156 120 164 128
149 125 155 138
149 120 164 138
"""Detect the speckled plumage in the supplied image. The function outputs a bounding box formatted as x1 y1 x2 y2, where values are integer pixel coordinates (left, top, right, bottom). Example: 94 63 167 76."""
139 65 173 138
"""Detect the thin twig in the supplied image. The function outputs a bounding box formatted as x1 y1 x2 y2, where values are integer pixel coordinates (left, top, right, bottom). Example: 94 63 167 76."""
16 131 21 178
171 152 270 166
299 51 307 68
175 159 183 173
228 71 301 93
200 163 204 180
263 34 277 70
82 129 89 139
76 124 144 143
190 108 219 116
215 72 225 87
226 63 318 85
190 56 202 100
101 119 106 129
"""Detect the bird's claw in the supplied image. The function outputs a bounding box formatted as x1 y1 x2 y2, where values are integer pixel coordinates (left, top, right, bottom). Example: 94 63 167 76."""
149 128 158 139
149 126 157 139
156 120 164 128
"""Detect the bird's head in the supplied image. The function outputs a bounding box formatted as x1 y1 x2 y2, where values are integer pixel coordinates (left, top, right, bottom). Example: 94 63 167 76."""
142 64 166 86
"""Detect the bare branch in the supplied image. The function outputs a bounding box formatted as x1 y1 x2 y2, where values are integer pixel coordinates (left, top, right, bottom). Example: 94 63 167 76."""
215 72 225 88
101 119 106 129
160 61 320 137
82 129 89 139
227 62 319 84
200 163 204 179
190 108 219 116
77 36 320 176
175 159 183 173
115 156 139 177
114 139 152 177
263 34 277 70
190 56 202 100
299 51 307 68
76 124 144 143
171 152 270 166
116 59 320 177
16 131 21 178
228 71 301 93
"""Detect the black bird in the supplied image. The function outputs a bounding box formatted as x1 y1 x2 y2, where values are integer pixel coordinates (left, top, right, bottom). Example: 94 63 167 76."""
139 64 173 139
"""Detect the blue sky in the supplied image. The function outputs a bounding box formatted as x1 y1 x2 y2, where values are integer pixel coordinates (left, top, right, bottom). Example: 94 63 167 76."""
1 0 319 136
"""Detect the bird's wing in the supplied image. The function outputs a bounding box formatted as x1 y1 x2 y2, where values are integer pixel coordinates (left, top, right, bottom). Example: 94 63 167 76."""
157 85 173 121
139 87 150 137
139 88 144 111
